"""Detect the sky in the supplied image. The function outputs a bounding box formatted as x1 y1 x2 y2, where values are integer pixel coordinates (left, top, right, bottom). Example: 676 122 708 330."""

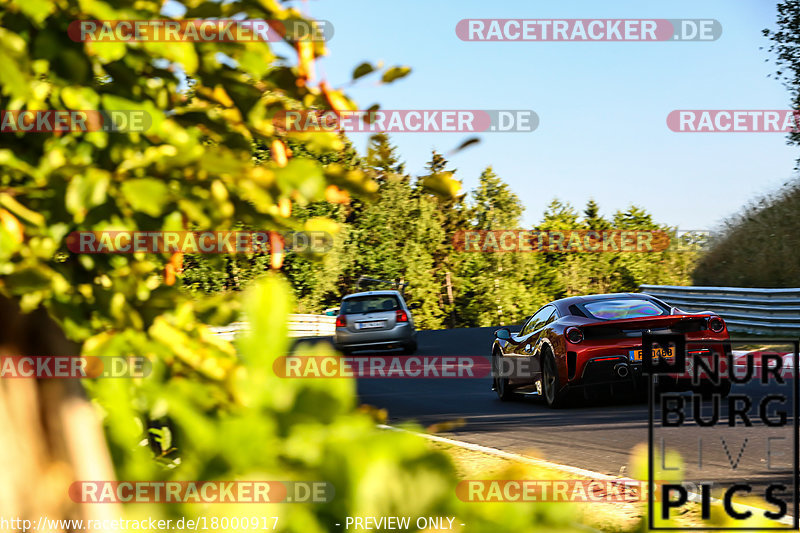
279 0 798 231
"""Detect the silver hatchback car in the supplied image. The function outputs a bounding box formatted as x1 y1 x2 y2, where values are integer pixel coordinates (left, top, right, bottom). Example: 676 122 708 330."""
333 290 417 354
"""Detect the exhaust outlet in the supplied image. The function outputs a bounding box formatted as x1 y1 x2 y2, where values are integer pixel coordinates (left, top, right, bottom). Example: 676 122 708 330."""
613 363 629 378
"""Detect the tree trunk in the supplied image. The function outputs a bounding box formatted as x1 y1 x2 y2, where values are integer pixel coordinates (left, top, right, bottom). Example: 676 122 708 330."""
0 296 120 530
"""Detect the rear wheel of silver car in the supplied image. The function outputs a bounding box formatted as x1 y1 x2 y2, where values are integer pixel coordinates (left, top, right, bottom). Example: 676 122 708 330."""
493 351 513 401
402 341 417 355
542 350 566 408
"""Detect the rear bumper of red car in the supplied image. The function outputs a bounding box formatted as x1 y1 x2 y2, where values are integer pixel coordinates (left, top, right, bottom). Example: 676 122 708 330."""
569 342 731 388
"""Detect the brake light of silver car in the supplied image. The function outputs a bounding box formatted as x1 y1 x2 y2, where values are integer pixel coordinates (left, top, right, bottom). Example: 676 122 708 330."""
396 309 409 322
335 314 347 327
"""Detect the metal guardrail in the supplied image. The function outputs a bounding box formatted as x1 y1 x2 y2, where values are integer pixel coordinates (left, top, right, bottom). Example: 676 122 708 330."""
640 285 800 335
288 314 336 337
210 314 336 340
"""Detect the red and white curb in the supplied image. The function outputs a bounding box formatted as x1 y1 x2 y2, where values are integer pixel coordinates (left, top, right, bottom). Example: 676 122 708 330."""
732 350 794 379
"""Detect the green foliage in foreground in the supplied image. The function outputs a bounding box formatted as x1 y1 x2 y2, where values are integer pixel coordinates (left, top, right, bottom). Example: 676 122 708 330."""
88 275 585 532
0 0 596 531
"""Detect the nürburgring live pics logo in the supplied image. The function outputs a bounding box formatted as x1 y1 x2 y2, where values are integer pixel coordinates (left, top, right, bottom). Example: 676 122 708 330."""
646 335 799 530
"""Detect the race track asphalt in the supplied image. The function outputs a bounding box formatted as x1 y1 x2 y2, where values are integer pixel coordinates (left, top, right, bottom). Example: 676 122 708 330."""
343 327 797 496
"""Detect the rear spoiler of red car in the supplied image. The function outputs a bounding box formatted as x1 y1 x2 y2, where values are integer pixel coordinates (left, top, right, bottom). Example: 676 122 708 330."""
580 313 715 330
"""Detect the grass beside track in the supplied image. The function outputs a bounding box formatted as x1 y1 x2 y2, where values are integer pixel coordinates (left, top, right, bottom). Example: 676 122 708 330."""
428 439 722 532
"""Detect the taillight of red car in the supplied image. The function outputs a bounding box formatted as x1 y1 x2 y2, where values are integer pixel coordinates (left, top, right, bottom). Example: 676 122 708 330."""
708 316 726 333
396 309 409 322
335 315 347 327
565 327 583 344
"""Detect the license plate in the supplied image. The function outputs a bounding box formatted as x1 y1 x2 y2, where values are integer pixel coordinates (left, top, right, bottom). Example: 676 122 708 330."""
629 347 675 362
357 321 385 330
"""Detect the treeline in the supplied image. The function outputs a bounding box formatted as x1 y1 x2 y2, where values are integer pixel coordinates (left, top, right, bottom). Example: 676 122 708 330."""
693 179 800 287
182 134 698 328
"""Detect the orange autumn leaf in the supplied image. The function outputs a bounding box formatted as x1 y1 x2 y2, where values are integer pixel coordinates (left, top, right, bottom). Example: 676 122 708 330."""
164 263 176 286
169 252 184 274
267 20 287 40
325 185 350 204
296 39 315 81
320 81 350 113
278 197 292 218
83 357 105 378
272 139 288 167
269 231 284 269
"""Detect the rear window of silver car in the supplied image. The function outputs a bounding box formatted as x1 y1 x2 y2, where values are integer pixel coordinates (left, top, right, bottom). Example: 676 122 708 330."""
342 295 401 314
582 299 667 320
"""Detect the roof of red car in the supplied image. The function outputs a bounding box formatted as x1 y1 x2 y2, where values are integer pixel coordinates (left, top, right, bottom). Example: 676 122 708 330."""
551 292 659 314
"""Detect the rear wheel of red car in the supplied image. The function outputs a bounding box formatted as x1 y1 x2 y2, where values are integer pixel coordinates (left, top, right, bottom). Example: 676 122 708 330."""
542 350 567 408
493 351 513 401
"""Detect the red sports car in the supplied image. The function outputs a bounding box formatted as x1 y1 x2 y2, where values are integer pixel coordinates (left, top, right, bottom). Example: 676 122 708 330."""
491 293 731 407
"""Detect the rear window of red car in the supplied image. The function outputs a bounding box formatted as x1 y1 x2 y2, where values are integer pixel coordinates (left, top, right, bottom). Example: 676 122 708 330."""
582 299 667 320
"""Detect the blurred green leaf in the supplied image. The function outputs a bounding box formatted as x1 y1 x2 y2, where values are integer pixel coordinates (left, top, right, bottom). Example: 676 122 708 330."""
121 178 170 216
381 66 411 83
66 169 110 222
352 62 375 80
